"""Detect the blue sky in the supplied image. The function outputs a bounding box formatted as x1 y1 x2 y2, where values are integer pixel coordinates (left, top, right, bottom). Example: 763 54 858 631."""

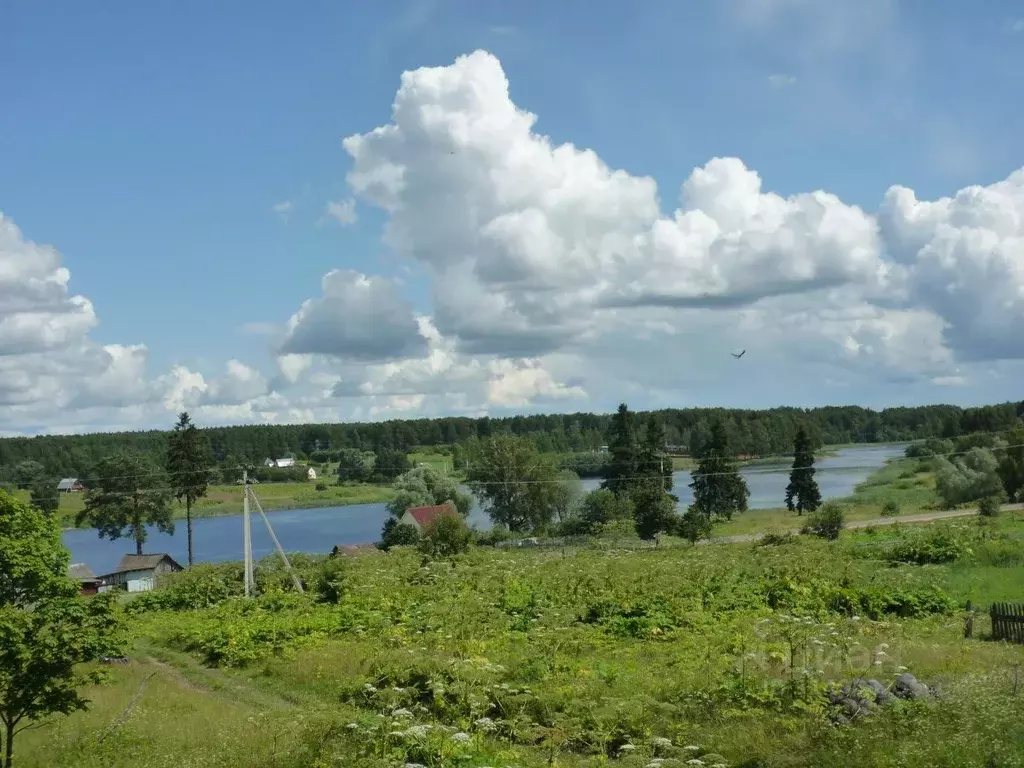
2 0 1024 433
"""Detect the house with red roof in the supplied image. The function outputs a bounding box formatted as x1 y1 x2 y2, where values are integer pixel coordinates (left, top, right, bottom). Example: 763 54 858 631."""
400 503 458 531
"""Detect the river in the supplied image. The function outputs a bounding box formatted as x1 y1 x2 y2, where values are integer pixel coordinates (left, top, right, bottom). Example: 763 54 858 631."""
64 444 905 574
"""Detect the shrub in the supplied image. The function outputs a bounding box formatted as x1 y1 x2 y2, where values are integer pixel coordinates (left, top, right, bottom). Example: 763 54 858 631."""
377 517 420 551
881 500 900 517
315 481 328 491
885 523 973 564
758 528 796 546
309 556 347 604
801 502 845 540
474 525 514 546
126 563 243 613
418 514 472 558
978 495 1002 517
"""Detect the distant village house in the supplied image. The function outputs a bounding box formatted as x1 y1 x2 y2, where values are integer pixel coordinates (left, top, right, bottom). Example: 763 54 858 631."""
68 563 103 596
57 477 84 493
400 503 458 532
264 457 296 468
100 554 183 593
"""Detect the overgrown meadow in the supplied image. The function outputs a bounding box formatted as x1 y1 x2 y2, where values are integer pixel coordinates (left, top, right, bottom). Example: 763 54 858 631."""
20 517 1024 768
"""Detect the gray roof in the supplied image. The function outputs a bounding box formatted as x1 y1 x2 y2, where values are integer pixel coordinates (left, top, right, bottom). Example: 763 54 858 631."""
112 554 183 573
57 478 79 490
68 563 98 581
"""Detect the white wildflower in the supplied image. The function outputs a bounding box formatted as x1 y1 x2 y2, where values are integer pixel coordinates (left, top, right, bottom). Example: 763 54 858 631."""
345 722 359 730
619 744 636 753
451 732 472 744
406 724 431 739
474 717 497 732
686 761 705 766
388 730 406 738
647 761 666 768
684 745 701 752
651 737 673 749
405 763 427 768
363 683 377 693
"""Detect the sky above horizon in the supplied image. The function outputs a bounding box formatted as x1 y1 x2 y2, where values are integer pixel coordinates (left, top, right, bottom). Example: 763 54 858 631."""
2 0 1024 436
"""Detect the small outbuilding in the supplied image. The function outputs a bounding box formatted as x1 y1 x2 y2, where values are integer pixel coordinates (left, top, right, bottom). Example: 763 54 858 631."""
68 563 103 595
100 554 183 593
57 477 84 492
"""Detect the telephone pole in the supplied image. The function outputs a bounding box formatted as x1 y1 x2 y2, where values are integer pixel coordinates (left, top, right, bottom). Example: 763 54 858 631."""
242 470 253 597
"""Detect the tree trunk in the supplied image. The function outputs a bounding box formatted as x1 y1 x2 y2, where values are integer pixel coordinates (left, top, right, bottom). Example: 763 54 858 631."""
4 720 14 768
186 499 194 567
135 520 144 555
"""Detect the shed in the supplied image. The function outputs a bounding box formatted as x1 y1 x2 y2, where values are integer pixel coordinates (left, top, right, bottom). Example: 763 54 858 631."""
399 503 458 532
100 553 183 593
68 563 103 595
307 467 317 480
57 477 84 492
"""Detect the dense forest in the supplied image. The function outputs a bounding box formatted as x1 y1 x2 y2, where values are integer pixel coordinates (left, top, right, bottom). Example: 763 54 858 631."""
1 401 1021 482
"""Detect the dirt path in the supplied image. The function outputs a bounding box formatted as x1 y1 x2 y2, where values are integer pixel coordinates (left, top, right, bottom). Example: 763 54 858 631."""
704 503 1024 545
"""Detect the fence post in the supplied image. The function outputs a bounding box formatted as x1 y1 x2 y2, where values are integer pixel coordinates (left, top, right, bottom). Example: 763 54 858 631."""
965 600 974 639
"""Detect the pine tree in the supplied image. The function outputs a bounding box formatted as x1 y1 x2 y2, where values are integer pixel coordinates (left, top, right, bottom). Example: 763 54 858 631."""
689 421 749 523
167 412 212 566
602 403 639 498
785 426 822 515
639 415 673 492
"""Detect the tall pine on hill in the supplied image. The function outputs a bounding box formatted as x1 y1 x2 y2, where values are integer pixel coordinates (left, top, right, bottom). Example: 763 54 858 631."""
785 426 822 515
602 403 639 498
688 420 749 522
640 414 673 492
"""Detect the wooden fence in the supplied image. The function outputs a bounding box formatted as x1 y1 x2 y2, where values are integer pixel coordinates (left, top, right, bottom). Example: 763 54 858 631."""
990 603 1024 643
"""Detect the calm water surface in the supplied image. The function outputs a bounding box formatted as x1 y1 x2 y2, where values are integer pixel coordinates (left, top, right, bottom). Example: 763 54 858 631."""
64 444 904 574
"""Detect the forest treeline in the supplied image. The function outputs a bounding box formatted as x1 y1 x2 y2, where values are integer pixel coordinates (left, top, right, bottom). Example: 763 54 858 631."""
1 401 1022 480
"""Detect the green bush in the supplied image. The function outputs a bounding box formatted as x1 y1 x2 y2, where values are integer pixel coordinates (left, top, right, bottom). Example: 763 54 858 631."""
978 495 1002 517
418 514 472 558
377 517 421 551
801 502 845 540
315 481 328 491
126 563 244 613
881 499 900 517
885 523 973 564
308 556 347 604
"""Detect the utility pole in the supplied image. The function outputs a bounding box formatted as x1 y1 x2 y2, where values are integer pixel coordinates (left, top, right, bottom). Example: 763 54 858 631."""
242 470 253 597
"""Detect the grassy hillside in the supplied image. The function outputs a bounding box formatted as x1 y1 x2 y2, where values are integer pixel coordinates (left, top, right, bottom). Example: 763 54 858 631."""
16 512 1024 767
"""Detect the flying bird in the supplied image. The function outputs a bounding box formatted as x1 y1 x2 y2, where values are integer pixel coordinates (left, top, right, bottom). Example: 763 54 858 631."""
731 350 746 359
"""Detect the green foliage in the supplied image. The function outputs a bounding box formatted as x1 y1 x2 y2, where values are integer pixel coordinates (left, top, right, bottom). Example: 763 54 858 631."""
784 426 822 515
689 420 749 527
466 435 562 532
378 518 421 551
0 491 123 768
996 425 1024 502
935 448 1004 508
314 481 328 491
125 563 244 613
881 499 901 516
308 556 348 604
76 452 173 556
372 446 411 482
418 514 472 559
677 505 715 542
904 437 954 459
632 482 678 540
336 448 372 483
384 465 472 518
883 523 976 564
166 412 212 566
978 495 1002 517
572 488 634 535
557 450 611 478
602 403 639 497
11 460 45 490
800 502 845 540
639 414 673 492
28 477 59 516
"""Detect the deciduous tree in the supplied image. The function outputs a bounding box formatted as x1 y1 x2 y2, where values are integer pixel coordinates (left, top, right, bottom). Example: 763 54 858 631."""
784 427 822 515
167 412 213 567
0 491 122 768
76 452 173 556
467 435 561 533
28 477 60 517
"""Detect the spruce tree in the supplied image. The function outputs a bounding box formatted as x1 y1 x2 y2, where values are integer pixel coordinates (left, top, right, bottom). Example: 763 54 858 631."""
784 426 822 515
688 421 749 523
639 414 673 492
167 412 212 566
601 403 639 498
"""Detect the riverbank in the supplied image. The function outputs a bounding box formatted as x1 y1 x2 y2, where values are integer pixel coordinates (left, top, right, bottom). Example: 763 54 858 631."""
20 481 396 530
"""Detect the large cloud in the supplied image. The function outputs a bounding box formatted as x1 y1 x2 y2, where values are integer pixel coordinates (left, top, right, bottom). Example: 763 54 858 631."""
279 269 427 361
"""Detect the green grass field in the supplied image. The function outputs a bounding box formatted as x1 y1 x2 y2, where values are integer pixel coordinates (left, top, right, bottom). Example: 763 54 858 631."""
16 511 1024 767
